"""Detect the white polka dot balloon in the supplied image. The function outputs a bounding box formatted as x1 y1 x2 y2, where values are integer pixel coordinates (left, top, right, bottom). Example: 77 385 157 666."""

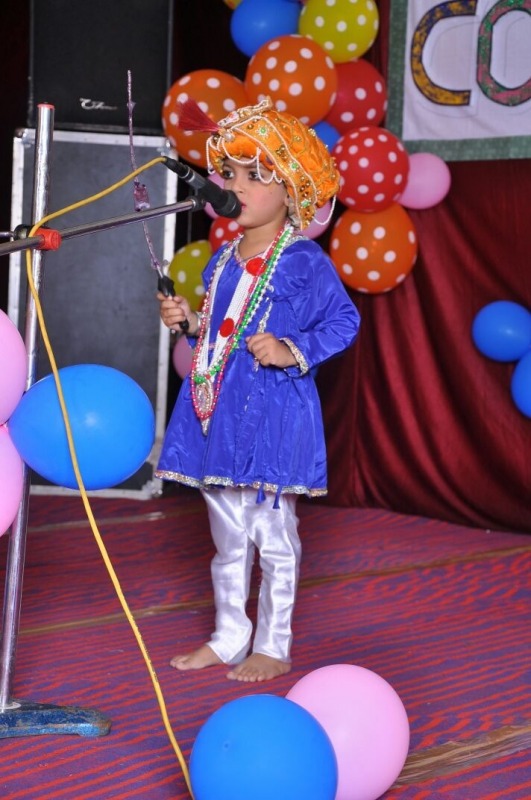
330 204 418 293
299 0 380 63
208 217 244 253
162 70 249 168
167 240 211 311
325 59 388 134
332 126 410 212
244 34 337 126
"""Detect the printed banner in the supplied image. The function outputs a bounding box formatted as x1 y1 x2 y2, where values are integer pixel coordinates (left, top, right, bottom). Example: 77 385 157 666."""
386 0 531 159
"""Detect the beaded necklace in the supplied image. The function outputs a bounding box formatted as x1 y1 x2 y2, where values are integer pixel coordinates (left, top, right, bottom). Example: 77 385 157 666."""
191 221 294 434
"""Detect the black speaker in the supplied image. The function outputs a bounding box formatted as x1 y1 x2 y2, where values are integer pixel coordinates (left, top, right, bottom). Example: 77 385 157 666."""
28 0 173 134
9 128 177 496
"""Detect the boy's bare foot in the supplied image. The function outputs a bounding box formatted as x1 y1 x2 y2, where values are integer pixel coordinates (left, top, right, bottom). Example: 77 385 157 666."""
226 653 291 682
170 644 223 671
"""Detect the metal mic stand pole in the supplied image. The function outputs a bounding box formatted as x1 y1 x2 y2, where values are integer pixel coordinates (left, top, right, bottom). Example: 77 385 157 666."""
0 104 204 739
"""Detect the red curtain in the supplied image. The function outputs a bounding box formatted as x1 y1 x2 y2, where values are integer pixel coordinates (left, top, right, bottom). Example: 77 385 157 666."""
319 2 531 532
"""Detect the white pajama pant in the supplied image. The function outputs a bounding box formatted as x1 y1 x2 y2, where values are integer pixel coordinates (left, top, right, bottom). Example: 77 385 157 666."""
201 487 301 665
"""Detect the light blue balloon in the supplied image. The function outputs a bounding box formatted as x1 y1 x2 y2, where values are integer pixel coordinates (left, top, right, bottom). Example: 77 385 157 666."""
230 0 301 58
472 301 531 362
8 364 155 490
190 694 338 800
511 350 531 418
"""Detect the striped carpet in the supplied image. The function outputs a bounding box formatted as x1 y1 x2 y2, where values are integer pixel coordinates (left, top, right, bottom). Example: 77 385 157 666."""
0 489 529 799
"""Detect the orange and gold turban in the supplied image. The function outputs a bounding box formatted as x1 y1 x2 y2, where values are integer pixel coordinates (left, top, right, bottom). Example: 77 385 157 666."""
205 98 339 229
175 96 339 229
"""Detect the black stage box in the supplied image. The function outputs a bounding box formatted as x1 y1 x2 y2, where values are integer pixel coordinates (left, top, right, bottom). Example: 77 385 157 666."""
28 0 173 133
9 129 178 498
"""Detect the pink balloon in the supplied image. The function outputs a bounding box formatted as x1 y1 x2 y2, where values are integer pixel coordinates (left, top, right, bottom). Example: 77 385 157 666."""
203 172 224 220
0 424 24 536
172 335 194 379
398 152 451 209
287 664 410 800
0 310 27 424
304 201 333 240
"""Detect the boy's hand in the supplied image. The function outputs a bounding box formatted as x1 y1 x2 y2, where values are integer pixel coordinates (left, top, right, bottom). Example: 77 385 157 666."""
245 333 297 368
157 292 198 334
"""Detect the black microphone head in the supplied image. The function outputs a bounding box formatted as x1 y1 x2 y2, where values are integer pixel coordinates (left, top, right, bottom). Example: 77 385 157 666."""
214 191 242 219
162 157 241 218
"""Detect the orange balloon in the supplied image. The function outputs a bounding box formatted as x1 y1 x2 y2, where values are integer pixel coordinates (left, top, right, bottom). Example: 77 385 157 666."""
244 35 337 126
162 70 249 167
330 205 418 294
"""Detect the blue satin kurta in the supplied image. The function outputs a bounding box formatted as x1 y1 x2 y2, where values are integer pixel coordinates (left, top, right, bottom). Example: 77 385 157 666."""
155 236 360 498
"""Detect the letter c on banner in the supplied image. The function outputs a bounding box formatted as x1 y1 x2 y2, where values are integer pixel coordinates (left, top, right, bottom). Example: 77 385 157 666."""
411 0 477 106
477 0 531 106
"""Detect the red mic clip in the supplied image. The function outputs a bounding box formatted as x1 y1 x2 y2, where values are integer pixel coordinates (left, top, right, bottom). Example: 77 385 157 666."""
36 228 62 251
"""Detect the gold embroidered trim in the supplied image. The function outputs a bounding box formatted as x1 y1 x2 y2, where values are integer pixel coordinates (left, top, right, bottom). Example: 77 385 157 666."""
280 337 310 375
154 469 327 498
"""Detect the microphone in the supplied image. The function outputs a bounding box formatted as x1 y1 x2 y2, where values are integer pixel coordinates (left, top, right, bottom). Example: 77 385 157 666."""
163 157 242 219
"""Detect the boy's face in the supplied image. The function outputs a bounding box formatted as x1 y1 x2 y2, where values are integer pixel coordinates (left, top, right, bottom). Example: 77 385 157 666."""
221 159 290 230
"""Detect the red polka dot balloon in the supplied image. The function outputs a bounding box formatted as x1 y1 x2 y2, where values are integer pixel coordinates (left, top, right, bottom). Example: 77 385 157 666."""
162 70 249 168
325 59 388 134
332 126 409 212
208 217 244 253
330 204 418 293
244 34 337 126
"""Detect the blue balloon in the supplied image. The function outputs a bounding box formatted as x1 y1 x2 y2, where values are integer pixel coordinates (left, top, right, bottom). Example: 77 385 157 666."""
230 0 301 58
8 364 155 490
472 301 531 362
190 694 337 800
511 350 531 418
313 121 341 151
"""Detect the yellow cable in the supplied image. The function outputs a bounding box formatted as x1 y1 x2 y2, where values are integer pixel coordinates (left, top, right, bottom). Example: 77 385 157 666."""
24 157 194 798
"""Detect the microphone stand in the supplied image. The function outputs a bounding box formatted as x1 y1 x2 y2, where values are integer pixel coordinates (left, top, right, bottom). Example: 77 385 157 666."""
0 104 204 738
